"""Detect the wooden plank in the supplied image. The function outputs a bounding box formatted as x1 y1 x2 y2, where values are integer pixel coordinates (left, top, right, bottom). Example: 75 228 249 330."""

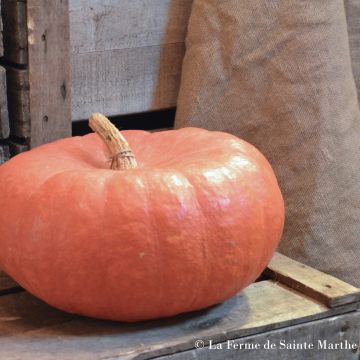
27 0 72 148
265 252 360 308
0 280 357 359
0 0 3 57
2 0 28 65
71 42 184 120
6 67 30 139
69 0 192 120
0 271 21 294
0 144 10 164
69 0 193 53
156 312 360 360
6 138 29 156
0 66 9 139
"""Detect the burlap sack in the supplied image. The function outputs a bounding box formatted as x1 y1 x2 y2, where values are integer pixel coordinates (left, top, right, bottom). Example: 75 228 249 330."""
345 0 360 99
175 0 360 287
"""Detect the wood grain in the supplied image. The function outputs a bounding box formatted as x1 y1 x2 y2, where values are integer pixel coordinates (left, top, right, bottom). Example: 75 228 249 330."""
69 0 192 120
1 0 28 65
0 66 9 139
6 67 30 139
0 280 357 360
27 0 72 147
71 42 185 120
0 0 3 57
265 252 360 308
157 312 360 360
0 144 10 164
69 0 192 53
0 271 20 294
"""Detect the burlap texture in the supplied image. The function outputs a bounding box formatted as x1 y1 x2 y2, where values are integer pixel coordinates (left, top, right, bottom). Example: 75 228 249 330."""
175 0 360 286
345 0 360 99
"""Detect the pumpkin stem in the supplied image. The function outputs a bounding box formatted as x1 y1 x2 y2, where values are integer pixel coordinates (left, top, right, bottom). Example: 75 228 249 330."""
89 113 138 170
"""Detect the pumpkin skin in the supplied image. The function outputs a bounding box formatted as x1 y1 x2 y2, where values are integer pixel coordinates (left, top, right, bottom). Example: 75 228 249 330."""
0 128 284 321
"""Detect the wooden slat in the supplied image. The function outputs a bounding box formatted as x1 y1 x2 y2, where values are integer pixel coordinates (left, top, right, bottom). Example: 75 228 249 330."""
0 67 9 139
69 0 192 120
0 280 357 359
264 252 360 308
0 271 20 294
0 144 10 164
2 0 28 65
157 312 360 360
6 138 29 156
27 0 72 148
71 42 185 121
6 67 30 139
69 0 192 53
0 0 3 57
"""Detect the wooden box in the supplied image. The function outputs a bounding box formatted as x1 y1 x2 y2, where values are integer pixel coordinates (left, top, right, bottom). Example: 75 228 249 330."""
1 0 193 150
1 253 359 359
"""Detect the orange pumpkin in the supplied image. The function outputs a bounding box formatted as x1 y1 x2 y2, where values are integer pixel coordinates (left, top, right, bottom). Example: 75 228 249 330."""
0 114 284 321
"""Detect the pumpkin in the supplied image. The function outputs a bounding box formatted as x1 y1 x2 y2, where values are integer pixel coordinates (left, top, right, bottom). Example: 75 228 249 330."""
0 113 284 321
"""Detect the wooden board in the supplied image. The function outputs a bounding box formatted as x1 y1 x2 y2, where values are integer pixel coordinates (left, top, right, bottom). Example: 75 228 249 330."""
69 0 193 120
265 252 360 308
2 0 28 65
159 312 360 360
5 67 30 139
0 66 9 139
0 279 358 359
27 0 72 147
3 0 192 129
0 0 3 57
72 42 185 120
0 144 10 164
0 271 21 294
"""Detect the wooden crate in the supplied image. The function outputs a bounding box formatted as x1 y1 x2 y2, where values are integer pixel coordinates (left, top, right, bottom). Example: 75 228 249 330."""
0 252 359 360
2 0 192 150
0 0 10 164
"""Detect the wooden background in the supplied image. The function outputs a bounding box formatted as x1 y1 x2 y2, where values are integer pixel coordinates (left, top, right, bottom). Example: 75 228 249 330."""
69 0 193 120
0 0 10 163
1 0 193 152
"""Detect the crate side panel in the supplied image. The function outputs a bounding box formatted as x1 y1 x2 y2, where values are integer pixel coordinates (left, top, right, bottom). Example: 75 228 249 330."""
71 43 184 120
0 66 9 138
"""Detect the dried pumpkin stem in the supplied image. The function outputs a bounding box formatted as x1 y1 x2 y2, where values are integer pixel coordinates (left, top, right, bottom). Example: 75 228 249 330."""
89 113 138 170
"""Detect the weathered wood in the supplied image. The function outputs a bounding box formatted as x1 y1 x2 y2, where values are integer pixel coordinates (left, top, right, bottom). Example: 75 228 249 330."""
0 144 10 164
0 66 9 138
72 42 185 120
265 252 360 308
0 0 3 57
27 0 72 147
6 138 29 156
0 280 358 360
2 0 28 65
69 0 192 53
0 271 21 294
6 67 30 139
156 312 360 360
2 0 192 123
69 0 192 120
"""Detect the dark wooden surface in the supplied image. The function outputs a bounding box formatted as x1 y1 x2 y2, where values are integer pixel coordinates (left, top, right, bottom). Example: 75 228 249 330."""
158 312 360 360
0 253 359 359
0 66 9 139
2 0 28 65
5 67 29 139
0 144 10 164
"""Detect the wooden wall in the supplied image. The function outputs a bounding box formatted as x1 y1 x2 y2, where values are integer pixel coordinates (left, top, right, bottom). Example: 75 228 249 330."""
1 0 192 152
69 0 192 120
0 0 10 163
